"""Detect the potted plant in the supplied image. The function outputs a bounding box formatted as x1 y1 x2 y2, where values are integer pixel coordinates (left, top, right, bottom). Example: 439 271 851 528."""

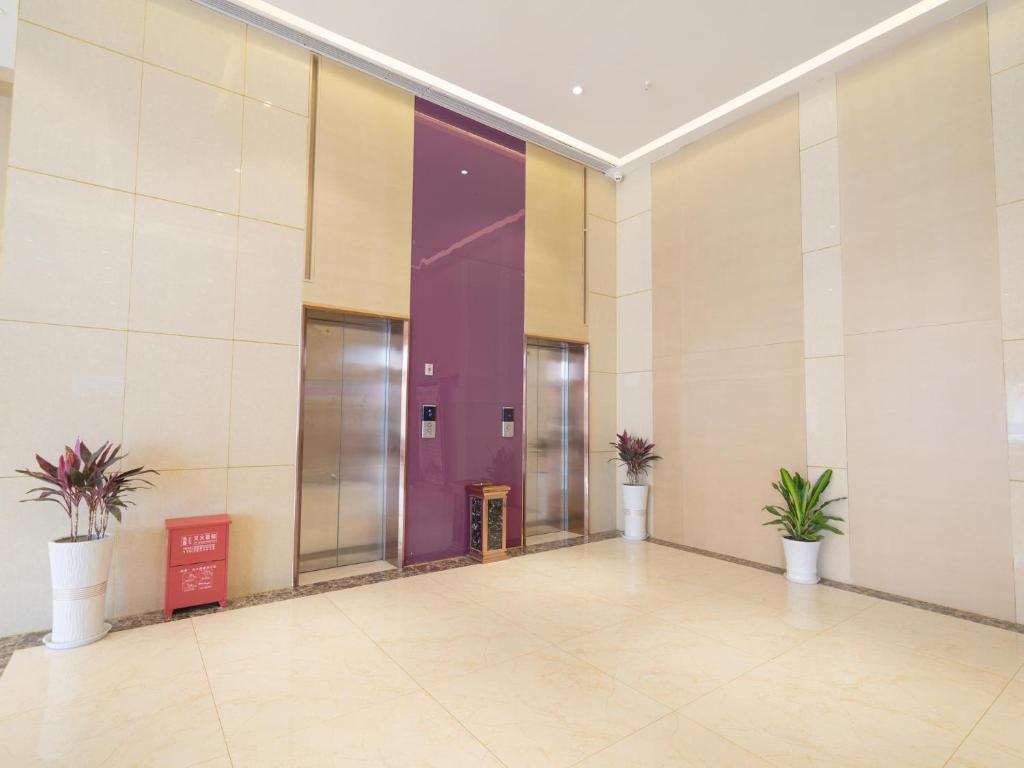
610 431 661 541
18 440 155 649
761 468 845 584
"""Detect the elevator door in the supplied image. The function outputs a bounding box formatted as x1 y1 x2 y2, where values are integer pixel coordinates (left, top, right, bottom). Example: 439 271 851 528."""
299 314 402 573
525 340 586 540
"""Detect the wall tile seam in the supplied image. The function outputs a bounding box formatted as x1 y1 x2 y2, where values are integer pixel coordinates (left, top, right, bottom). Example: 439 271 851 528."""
990 59 1024 77
615 287 653 300
997 197 1024 208
843 317 1007 338
16 18 311 119
0 318 302 348
804 352 846 360
586 211 617 225
7 165 307 230
0 463 297 481
615 208 652 225
587 289 618 300
798 135 839 154
802 243 841 257
655 337 805 360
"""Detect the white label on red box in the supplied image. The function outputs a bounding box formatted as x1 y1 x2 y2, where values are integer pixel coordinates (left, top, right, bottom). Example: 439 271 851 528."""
180 564 216 593
179 531 218 555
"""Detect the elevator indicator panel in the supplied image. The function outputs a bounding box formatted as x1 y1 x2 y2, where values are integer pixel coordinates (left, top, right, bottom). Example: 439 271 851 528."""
422 404 437 439
501 406 515 438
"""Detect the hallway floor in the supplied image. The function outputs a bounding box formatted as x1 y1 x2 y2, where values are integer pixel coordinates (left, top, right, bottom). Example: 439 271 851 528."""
1 538 1023 767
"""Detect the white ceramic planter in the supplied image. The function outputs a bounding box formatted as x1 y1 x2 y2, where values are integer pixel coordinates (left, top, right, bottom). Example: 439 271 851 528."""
45 534 113 649
782 537 821 585
621 484 649 541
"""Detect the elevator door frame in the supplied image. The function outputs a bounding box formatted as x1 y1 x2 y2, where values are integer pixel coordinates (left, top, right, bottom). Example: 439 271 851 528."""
522 336 589 543
293 306 410 585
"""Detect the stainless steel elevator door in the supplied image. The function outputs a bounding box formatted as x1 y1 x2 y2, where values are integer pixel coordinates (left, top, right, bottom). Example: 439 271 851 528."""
525 341 587 539
299 315 392 572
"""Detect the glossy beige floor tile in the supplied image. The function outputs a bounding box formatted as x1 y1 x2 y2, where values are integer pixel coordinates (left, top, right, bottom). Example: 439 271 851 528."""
948 677 1024 767
826 598 1024 677
228 690 501 767
427 647 669 768
0 669 227 768
191 594 358 666
576 712 773 767
560 614 762 708
206 631 418 750
3 539 1022 767
0 619 203 718
684 632 1008 767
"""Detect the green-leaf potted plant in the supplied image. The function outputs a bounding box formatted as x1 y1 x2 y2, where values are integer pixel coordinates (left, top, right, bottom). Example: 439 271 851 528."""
761 467 845 584
18 440 156 649
610 431 661 541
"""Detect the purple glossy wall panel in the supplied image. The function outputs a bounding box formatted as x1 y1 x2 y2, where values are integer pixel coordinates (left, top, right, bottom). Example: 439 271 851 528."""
405 99 526 564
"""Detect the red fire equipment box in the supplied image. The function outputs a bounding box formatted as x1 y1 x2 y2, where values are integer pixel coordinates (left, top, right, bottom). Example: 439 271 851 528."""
164 514 231 619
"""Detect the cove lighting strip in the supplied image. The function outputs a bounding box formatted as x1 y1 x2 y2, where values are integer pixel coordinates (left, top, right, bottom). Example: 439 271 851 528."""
201 0 958 173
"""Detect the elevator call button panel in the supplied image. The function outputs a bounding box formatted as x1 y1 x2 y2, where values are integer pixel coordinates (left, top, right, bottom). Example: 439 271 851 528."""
501 406 515 438
421 404 437 439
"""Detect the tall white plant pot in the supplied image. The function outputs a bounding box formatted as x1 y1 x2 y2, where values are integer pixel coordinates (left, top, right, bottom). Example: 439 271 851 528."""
621 484 649 541
782 537 821 585
44 535 113 649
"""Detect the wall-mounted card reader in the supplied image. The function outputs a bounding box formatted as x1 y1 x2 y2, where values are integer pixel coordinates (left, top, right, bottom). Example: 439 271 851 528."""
421 404 437 439
501 406 515 438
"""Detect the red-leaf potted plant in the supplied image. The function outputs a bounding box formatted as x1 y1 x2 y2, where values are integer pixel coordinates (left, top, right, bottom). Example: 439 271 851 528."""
18 440 155 649
610 431 661 541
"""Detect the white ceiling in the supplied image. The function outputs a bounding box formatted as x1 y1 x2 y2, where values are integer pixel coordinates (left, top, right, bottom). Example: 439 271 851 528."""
235 0 978 168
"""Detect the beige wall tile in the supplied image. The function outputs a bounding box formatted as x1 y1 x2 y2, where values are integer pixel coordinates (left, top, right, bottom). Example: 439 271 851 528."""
617 164 650 222
617 370 652 438
674 98 802 353
617 291 652 373
651 151 684 363
588 452 617 533
588 292 617 373
0 476 69 635
1011 480 1024 622
144 0 245 91
988 0 1024 74
839 8 1000 334
229 342 300 467
799 74 837 149
803 246 844 358
1005 340 1024 481
616 211 651 297
588 371 617 450
846 320 1014 619
525 144 586 341
9 23 140 190
305 61 412 317
0 169 133 329
137 65 243 213
123 333 232 470
999 201 1024 340
129 196 237 338
227 465 296 595
651 356 684 544
585 167 616 222
0 321 126 479
110 468 227 617
809 466 850 582
992 64 1024 206
234 218 304 345
804 356 848 469
677 342 806 567
245 27 310 116
585 214 616 298
239 100 308 228
20 0 146 57
800 138 840 252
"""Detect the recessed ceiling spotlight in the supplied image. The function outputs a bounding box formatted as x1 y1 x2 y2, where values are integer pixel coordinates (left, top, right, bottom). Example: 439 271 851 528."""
460 169 469 176
571 85 584 96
